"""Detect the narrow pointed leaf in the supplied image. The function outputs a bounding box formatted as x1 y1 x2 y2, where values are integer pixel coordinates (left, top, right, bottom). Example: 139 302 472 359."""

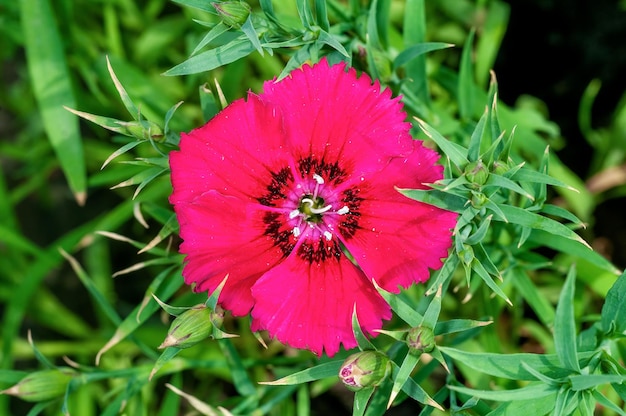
259 360 343 385
388 354 421 408
600 269 626 335
495 205 591 249
373 280 422 326
414 118 469 168
393 42 453 70
353 388 375 416
554 265 581 372
352 306 376 351
164 37 256 76
439 347 591 380
448 382 556 401
20 0 86 204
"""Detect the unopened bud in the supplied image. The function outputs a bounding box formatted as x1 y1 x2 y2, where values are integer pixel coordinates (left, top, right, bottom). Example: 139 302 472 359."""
118 120 164 141
459 244 474 266
213 1 251 28
1 369 73 402
470 191 488 209
159 305 217 349
464 160 489 186
491 160 509 176
339 351 391 391
406 326 435 355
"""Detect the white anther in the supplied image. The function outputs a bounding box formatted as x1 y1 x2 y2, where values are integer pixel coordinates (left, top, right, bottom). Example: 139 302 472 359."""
336 206 350 215
293 227 301 237
323 231 333 241
313 173 324 184
289 209 301 219
301 198 332 214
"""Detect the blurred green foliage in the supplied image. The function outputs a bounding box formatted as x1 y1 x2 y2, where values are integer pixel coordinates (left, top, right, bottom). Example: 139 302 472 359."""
1 0 625 415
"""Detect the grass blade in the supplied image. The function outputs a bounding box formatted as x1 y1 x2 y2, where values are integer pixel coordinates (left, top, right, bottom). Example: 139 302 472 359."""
20 0 86 204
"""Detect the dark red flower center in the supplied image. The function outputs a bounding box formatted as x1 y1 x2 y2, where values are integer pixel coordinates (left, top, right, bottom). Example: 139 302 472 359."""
257 156 363 263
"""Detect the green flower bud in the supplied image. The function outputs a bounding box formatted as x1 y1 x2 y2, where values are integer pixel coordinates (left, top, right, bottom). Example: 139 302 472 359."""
470 191 488 209
339 351 391 391
1 369 73 402
464 160 489 186
491 160 509 176
159 305 216 349
459 244 474 266
213 1 251 28
118 120 164 141
406 326 436 355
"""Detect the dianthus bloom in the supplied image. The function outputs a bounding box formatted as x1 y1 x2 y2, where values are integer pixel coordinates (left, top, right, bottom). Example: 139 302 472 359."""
169 59 457 357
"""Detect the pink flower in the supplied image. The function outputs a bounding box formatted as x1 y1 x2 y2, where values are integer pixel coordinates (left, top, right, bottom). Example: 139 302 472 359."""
169 59 457 357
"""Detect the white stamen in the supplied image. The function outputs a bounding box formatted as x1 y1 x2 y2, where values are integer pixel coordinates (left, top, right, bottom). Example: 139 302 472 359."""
323 231 333 241
301 198 332 214
313 173 325 184
293 227 301 237
336 206 350 215
289 209 301 219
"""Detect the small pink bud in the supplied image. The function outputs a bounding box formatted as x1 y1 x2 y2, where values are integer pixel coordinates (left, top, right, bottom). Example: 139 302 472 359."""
338 351 391 391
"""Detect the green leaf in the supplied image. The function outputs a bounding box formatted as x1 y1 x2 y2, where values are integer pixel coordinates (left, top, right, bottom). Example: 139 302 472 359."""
260 360 343 385
434 319 492 336
96 266 182 365
495 204 591 249
393 42 453 70
592 389 626 416
172 0 215 12
554 265 581 372
20 0 86 204
472 258 511 306
509 268 555 326
569 374 626 391
388 353 421 408
414 118 469 168
397 188 467 213
402 0 428 104
149 347 182 380
439 347 590 380
600 269 626 336
527 229 618 273
190 22 229 56
164 37 256 75
458 28 476 120
421 285 443 328
373 281 423 327
400 376 443 410
317 30 350 57
448 382 557 401
486 394 557 416
508 165 578 192
352 388 375 416
218 338 256 396
314 0 330 31
241 15 264 56
484 174 534 200
352 306 376 351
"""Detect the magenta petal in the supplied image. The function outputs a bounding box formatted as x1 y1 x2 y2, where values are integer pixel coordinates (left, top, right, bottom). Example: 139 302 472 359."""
261 59 412 178
342 142 458 292
250 251 391 357
175 190 286 316
169 94 291 206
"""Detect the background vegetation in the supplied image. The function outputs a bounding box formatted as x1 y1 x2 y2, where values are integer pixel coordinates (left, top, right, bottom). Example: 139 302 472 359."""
1 0 625 415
